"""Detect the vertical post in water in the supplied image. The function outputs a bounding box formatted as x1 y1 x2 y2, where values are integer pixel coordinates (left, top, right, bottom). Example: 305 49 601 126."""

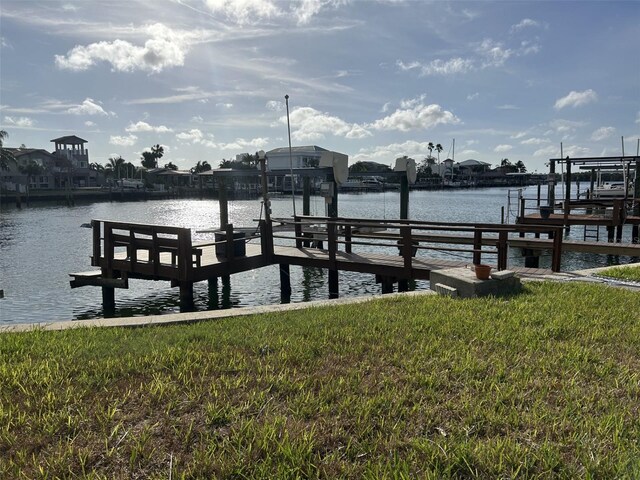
218 177 228 229
564 157 571 232
285 94 296 217
279 264 291 302
303 176 311 216
400 175 409 220
548 159 556 207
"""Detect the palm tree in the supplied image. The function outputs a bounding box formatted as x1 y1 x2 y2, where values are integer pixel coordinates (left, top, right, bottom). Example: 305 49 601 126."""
427 142 434 159
515 160 527 173
107 156 126 181
435 143 443 163
191 160 211 173
0 130 16 171
164 162 178 171
19 160 44 198
151 144 164 160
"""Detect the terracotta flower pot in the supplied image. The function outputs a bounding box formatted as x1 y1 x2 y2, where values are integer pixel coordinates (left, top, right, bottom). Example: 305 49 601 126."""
474 264 492 280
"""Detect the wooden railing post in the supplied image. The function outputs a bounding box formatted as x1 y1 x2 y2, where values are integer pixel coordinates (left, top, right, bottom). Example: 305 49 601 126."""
294 215 302 248
498 230 508 270
551 227 563 272
179 228 194 281
128 229 137 272
225 223 235 261
104 222 114 272
401 225 412 275
344 224 352 254
327 219 337 269
473 229 482 265
91 220 101 266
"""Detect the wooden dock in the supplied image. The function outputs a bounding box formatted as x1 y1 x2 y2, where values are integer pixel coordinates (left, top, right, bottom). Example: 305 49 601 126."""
71 215 640 312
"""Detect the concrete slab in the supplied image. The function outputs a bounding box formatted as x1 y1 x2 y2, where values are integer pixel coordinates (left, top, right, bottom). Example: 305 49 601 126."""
430 267 522 299
0 289 437 334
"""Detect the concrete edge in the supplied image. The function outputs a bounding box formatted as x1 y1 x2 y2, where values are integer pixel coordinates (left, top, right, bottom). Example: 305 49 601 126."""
0 289 436 334
4 262 638 334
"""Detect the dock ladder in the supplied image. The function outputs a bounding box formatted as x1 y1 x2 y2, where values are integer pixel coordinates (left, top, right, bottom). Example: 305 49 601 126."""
583 224 600 242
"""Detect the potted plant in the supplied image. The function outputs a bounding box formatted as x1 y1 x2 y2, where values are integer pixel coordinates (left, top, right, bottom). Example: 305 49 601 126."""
474 264 492 280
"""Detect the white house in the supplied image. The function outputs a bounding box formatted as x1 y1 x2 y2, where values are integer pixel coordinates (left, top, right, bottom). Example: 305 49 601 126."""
265 145 329 170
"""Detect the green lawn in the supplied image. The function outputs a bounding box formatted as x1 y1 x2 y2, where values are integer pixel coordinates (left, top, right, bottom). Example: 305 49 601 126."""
1 282 639 479
596 265 640 283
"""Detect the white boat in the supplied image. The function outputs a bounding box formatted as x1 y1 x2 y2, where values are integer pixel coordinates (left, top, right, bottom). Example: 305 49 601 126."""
115 179 145 190
593 182 628 198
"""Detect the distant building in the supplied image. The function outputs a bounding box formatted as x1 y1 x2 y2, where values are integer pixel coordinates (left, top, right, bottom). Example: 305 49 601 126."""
1 148 58 191
1 135 102 192
266 145 328 170
51 135 99 187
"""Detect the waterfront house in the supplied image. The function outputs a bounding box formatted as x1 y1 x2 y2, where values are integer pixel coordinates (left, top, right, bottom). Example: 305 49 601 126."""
51 135 100 188
1 148 58 192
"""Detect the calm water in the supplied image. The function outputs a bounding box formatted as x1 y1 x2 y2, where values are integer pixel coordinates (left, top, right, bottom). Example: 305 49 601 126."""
0 187 633 325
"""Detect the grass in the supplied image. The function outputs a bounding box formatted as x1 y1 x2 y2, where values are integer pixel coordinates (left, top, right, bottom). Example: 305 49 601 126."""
596 265 640 283
1 281 640 479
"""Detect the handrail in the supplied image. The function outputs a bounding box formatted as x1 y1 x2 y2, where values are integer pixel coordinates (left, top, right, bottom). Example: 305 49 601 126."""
272 215 564 272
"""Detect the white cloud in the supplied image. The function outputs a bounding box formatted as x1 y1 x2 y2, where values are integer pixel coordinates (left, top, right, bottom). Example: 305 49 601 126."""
352 140 436 163
109 134 137 146
3 116 34 127
55 23 191 73
191 116 204 123
554 89 598 110
521 137 549 145
370 99 460 132
176 128 218 148
511 131 528 139
84 121 96 127
266 100 284 112
510 18 540 32
467 92 479 101
176 128 204 142
204 0 338 25
494 144 513 153
476 39 513 68
216 103 233 109
397 58 474 76
533 144 590 158
67 98 110 116
205 0 280 25
459 149 479 157
497 104 519 110
218 137 270 150
126 121 173 133
548 119 586 133
284 107 372 141
590 126 615 142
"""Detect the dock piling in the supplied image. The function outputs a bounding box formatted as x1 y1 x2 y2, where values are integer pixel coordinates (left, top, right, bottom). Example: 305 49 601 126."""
279 264 291 302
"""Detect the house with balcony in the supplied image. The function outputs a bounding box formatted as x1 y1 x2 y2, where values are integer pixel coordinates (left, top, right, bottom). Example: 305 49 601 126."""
51 135 100 187
1 148 58 192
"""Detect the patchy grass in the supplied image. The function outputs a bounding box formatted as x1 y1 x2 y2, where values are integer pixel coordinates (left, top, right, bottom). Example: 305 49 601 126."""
1 282 640 479
596 264 640 283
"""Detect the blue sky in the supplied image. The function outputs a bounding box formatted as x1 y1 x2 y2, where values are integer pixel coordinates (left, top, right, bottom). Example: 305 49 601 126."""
1 0 638 172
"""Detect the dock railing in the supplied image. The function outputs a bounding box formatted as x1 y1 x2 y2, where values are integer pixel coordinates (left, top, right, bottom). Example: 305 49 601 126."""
272 216 564 272
90 220 261 282
518 197 635 225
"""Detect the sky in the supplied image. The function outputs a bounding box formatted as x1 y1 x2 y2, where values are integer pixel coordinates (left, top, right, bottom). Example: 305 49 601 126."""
1 0 639 173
